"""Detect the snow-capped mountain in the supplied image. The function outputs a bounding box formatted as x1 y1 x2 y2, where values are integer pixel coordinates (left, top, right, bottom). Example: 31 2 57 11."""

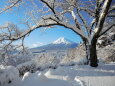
52 37 74 44
30 37 78 52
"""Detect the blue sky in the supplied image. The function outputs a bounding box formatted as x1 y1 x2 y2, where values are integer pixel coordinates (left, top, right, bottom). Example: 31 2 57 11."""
0 1 82 48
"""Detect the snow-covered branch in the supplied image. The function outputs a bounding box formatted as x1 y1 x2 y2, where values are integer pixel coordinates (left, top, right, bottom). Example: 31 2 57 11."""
107 13 115 17
99 24 115 37
77 7 95 17
77 9 90 36
41 0 60 20
0 0 21 14
70 9 81 30
108 5 115 13
45 16 88 39
93 0 112 38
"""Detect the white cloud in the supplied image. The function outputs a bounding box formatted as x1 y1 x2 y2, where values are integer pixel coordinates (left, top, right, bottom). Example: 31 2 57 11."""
30 42 43 48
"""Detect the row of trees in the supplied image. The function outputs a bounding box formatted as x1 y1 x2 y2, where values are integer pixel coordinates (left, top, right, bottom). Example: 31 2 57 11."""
0 0 115 67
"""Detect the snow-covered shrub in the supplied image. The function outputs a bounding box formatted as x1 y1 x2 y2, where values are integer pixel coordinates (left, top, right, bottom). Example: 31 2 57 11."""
34 53 60 70
62 44 86 64
17 61 37 76
60 55 73 65
105 52 115 62
97 42 115 62
60 51 78 66
7 49 34 66
60 58 77 66
0 45 34 66
66 61 76 66
0 66 20 86
77 57 88 65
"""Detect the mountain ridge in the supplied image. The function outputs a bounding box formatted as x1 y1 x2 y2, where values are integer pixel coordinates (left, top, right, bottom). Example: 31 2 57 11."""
30 37 78 52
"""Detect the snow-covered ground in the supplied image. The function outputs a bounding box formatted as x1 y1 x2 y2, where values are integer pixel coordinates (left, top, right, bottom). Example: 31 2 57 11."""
0 62 115 86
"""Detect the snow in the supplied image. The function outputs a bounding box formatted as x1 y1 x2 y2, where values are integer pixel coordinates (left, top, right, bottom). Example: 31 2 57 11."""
97 39 103 44
77 57 88 65
71 10 76 20
52 37 75 44
0 62 115 86
22 63 115 86
21 72 72 86
0 66 20 86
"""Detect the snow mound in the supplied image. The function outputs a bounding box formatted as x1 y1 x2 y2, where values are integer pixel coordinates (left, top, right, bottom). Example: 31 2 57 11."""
45 69 68 80
75 77 85 86
21 70 84 86
22 72 32 81
45 69 55 76
0 65 5 69
0 66 20 86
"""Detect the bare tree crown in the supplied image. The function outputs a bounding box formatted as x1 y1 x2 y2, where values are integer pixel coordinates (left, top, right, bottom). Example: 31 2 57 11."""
0 0 114 44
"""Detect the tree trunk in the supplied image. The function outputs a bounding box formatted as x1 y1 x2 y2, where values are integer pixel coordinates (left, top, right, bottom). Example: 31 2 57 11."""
85 39 98 67
89 41 98 67
83 39 89 65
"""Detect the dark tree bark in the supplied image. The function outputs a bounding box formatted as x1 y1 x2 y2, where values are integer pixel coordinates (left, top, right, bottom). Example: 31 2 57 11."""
83 39 89 65
83 38 98 67
89 39 98 67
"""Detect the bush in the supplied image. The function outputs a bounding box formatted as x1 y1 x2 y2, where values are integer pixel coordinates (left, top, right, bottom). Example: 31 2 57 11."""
105 52 115 62
77 57 88 65
17 61 37 76
34 53 60 70
0 66 19 86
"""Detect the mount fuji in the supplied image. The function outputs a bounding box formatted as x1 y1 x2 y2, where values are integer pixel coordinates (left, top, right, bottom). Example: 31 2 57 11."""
30 37 78 52
52 37 75 44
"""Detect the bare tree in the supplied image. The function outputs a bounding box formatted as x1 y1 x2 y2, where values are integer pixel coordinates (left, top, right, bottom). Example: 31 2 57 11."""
0 22 28 65
0 0 115 67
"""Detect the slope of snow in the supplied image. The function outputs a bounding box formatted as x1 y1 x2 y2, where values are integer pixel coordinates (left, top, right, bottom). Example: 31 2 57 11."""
52 37 75 44
1 63 115 86
22 63 115 86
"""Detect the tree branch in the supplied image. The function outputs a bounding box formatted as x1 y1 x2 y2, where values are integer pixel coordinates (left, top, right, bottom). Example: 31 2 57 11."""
78 7 95 17
99 24 115 37
41 0 60 20
108 5 115 13
94 0 112 38
0 0 21 14
47 16 88 39
107 12 115 17
77 9 90 36
1 15 88 42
